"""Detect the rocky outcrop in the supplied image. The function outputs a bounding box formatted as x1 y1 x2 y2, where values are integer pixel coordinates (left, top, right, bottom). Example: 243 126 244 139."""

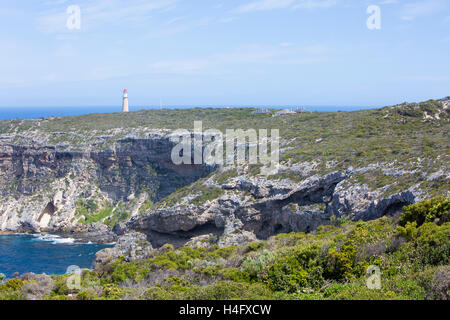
235 171 346 238
64 223 118 244
90 138 215 201
19 273 55 300
0 129 440 249
119 168 422 250
93 232 152 271
0 136 425 248
330 183 417 221
0 136 215 239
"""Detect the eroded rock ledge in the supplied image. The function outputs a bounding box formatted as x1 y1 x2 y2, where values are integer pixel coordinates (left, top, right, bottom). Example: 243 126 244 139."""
0 136 215 240
121 170 420 249
0 135 432 248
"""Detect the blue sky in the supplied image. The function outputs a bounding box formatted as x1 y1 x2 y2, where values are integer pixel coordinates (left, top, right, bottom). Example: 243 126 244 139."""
0 0 449 108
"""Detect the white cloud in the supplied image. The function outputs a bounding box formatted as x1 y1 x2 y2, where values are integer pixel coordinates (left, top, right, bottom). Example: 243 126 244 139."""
293 0 337 9
218 17 238 23
149 60 211 75
36 0 177 33
165 16 185 25
234 0 295 13
146 16 214 38
233 0 336 14
43 0 69 5
401 0 445 21
147 43 331 76
0 8 19 15
401 75 450 81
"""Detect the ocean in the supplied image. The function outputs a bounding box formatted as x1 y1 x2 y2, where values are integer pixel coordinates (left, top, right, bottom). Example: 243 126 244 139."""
0 234 113 279
0 105 377 121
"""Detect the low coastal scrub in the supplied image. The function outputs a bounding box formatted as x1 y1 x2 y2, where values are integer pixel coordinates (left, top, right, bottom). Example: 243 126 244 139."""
399 196 449 227
0 99 448 230
74 200 130 226
0 197 448 300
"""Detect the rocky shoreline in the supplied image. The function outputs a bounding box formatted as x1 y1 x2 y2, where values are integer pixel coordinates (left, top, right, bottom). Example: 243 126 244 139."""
54 223 118 244
0 226 117 245
0 99 448 260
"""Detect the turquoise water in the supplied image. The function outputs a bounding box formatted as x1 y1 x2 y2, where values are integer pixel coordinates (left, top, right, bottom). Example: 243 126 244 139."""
0 234 113 279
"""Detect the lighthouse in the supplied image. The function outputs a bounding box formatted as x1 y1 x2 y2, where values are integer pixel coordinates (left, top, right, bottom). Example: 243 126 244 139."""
122 89 129 113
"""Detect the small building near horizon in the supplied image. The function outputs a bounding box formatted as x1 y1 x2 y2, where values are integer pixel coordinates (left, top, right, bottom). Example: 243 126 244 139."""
275 109 296 116
295 107 311 113
252 108 271 114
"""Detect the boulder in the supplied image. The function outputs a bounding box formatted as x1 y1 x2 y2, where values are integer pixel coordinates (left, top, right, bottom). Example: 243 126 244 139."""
20 273 55 300
93 232 153 271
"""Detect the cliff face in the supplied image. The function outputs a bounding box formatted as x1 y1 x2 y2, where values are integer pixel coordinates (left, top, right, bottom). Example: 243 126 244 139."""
0 138 426 247
0 99 448 246
124 169 421 248
0 137 215 236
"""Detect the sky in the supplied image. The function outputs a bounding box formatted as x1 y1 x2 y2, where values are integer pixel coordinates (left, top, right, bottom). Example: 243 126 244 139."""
0 0 449 108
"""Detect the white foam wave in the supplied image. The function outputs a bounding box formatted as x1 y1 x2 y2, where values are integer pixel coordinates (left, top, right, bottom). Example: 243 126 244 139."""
32 234 75 245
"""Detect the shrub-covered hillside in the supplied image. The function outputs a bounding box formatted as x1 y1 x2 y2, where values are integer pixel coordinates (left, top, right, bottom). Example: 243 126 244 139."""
1 197 448 300
0 98 448 239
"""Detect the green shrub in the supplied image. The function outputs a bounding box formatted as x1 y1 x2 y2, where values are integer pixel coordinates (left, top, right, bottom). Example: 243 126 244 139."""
102 284 125 300
246 241 265 252
323 283 403 300
397 222 450 266
388 279 426 300
426 266 450 300
241 249 276 281
77 289 97 300
415 222 450 265
198 281 273 300
399 197 450 227
266 245 324 292
397 222 419 241
208 246 236 259
324 243 362 281
221 268 251 283
190 186 224 206
108 258 150 284
5 278 24 291
3 211 449 301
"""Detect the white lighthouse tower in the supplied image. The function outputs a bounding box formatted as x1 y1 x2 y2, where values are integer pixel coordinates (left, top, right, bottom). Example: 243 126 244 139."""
122 89 129 113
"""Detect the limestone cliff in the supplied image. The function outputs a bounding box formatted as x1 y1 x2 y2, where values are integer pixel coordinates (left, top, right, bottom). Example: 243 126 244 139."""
0 136 214 238
0 98 448 247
